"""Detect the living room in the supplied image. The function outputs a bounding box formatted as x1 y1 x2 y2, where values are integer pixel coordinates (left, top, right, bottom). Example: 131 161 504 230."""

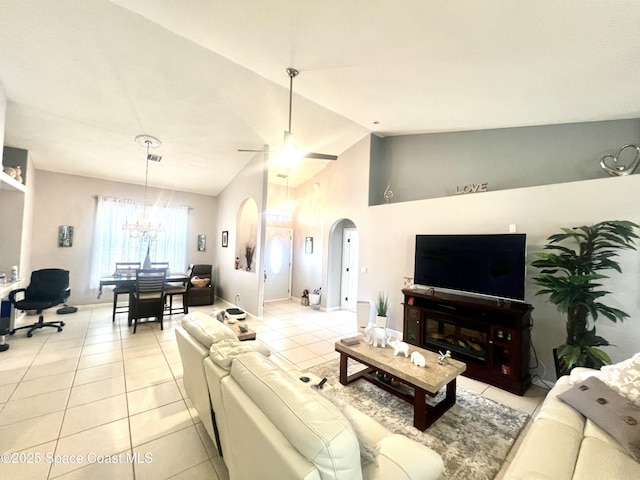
1 2 640 479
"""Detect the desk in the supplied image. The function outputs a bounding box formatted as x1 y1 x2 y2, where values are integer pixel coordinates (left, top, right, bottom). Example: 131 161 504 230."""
98 273 189 299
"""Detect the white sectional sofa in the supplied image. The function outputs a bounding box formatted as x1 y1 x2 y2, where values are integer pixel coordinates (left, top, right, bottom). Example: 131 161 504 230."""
504 358 640 479
176 311 444 480
175 312 269 453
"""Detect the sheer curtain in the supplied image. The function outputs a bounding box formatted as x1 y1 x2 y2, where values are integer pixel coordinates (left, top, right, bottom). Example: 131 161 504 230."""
90 196 188 288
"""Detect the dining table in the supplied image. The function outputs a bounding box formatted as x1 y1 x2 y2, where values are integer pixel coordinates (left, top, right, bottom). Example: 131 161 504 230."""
97 272 190 298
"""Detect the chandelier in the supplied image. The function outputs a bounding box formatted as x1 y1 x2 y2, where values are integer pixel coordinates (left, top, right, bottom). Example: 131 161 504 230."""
122 134 164 240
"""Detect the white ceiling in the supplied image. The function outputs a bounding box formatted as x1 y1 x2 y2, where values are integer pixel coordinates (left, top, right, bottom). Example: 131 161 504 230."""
0 1 638 195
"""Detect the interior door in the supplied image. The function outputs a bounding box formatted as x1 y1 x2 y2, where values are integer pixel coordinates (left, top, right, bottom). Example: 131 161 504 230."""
264 227 293 302
340 228 359 311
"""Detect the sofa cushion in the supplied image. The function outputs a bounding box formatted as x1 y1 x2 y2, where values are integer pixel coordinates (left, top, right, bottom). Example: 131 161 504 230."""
363 435 444 480
182 311 237 348
599 353 640 407
573 436 640 480
505 418 583 479
231 352 362 480
558 376 640 461
318 390 378 464
534 379 586 434
209 339 255 370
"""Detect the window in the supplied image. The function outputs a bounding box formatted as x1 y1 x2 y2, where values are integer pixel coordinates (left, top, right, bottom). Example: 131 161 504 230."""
90 196 188 287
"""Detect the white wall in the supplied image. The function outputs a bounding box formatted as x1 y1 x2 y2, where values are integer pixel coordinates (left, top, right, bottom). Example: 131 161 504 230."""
291 137 371 307
293 134 640 384
29 170 218 306
216 152 268 316
0 82 5 160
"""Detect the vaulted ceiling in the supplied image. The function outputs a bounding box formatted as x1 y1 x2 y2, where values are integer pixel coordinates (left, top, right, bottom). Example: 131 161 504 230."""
0 1 638 195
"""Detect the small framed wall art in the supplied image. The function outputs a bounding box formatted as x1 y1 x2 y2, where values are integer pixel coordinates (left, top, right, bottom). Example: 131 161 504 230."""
305 236 313 254
197 234 206 252
222 230 229 248
58 225 74 247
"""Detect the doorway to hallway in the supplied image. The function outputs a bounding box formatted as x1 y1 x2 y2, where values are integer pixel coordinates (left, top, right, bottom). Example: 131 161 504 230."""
327 219 359 311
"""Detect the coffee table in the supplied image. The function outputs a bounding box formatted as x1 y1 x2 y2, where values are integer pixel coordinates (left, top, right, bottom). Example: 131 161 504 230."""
335 336 466 431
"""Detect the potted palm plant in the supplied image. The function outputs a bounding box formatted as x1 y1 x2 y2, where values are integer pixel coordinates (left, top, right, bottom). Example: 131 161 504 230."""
532 220 638 375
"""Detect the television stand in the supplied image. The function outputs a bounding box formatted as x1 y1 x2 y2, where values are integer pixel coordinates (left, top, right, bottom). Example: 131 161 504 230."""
402 288 533 395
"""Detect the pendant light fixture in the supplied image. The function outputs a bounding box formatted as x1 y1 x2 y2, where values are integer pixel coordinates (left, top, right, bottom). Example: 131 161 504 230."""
122 134 164 240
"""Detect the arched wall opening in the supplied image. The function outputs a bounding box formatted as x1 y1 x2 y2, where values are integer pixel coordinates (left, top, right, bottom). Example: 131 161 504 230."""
326 218 358 311
235 197 258 273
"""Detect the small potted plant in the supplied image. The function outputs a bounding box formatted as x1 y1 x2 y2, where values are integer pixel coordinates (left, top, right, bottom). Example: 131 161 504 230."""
309 287 321 307
375 292 389 327
532 220 638 375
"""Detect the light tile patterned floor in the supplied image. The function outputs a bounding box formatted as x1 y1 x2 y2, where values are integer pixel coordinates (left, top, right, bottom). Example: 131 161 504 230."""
0 299 545 479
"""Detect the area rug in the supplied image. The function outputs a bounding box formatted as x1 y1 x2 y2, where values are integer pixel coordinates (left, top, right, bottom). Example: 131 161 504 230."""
309 359 529 480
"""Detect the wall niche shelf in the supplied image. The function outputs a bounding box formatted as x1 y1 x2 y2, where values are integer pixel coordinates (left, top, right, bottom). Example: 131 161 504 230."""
0 171 26 193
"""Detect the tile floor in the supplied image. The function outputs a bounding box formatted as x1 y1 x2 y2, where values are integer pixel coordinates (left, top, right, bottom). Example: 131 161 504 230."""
0 299 547 479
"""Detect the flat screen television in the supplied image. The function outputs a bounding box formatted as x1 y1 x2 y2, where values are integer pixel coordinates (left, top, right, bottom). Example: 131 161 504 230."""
413 234 527 301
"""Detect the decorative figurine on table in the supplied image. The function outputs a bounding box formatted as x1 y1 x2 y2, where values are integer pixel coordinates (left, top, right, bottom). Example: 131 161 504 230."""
438 350 452 365
387 338 409 357
363 323 388 348
410 351 426 367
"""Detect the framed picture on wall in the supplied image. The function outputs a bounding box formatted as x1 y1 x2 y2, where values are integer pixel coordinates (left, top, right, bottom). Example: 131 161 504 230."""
58 225 74 247
305 236 313 254
222 230 228 248
197 234 206 252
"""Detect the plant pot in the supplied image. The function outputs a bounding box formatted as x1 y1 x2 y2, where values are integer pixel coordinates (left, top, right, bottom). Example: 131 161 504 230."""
553 348 571 379
309 294 321 306
376 315 388 329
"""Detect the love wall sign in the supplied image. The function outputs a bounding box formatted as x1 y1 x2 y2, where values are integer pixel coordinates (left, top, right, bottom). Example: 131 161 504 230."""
454 182 488 195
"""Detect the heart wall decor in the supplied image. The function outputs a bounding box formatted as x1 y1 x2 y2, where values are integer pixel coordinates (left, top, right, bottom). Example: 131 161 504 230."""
600 144 640 177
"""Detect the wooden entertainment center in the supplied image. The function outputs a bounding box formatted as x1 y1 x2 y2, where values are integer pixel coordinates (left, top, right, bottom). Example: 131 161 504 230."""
402 288 533 395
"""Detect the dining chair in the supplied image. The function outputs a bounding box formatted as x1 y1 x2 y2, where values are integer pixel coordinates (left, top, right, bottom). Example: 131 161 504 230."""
129 268 166 333
150 262 188 315
151 262 170 271
112 261 141 322
164 270 189 316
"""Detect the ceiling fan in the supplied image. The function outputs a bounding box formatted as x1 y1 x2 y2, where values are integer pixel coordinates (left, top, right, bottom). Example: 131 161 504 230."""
238 67 338 162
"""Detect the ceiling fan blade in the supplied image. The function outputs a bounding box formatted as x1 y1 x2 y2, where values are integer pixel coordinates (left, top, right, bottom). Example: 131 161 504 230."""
237 148 273 153
238 70 337 162
303 152 338 160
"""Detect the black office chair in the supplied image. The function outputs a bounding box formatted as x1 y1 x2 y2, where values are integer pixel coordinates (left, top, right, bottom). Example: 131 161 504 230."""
9 268 70 337
128 268 166 334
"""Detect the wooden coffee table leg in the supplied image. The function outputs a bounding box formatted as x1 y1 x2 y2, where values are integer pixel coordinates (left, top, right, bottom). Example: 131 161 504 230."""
413 378 458 431
414 387 428 430
339 352 348 385
338 352 373 385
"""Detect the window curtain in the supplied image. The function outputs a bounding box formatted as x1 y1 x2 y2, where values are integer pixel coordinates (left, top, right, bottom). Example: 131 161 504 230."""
90 196 188 288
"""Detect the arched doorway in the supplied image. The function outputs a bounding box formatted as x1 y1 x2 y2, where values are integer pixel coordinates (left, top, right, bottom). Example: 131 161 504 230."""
326 218 359 311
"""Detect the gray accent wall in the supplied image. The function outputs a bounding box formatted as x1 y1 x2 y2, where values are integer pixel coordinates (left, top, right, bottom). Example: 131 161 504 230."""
371 119 640 204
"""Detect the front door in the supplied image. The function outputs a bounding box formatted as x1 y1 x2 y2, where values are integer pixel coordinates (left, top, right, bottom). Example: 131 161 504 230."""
264 227 293 302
